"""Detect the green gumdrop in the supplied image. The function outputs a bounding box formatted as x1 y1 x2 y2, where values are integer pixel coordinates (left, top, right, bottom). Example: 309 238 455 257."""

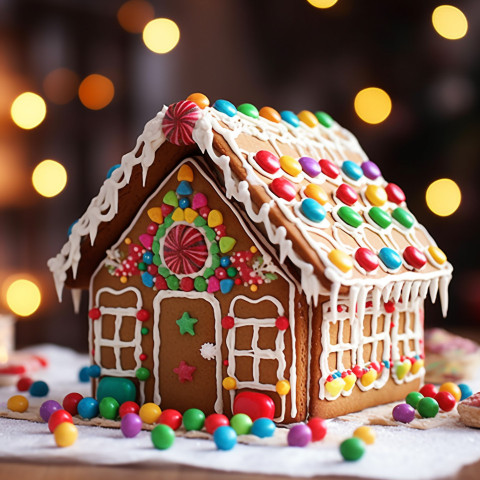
163 191 178 207
166 275 179 290
338 206 363 228
136 367 150 381
99 396 119 420
315 111 334 128
194 216 206 227
194 277 207 292
210 243 220 254
406 391 424 410
203 268 215 278
211 255 220 269
151 424 175 449
237 103 259 119
158 267 170 278
219 236 237 253
417 397 439 418
204 226 216 242
230 413 252 435
164 216 174 228
340 437 366 461
183 408 205 431
97 377 137 405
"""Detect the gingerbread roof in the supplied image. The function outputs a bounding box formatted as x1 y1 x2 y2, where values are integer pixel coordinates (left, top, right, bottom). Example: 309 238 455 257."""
48 95 452 312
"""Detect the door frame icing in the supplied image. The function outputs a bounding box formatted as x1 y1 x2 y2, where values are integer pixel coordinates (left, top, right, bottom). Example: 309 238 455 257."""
152 290 223 411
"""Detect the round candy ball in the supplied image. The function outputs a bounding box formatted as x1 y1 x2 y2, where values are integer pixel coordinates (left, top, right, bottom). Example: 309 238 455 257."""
87 365 101 378
77 397 99 419
205 413 230 434
54 422 78 447
307 417 327 442
119 401 140 418
99 396 119 420
419 383 437 398
151 424 175 450
287 424 312 447
78 366 90 382
121 413 143 438
7 395 29 413
29 380 49 397
340 437 366 461
251 417 276 438
17 376 33 392
439 382 462 402
158 409 183 431
213 425 237 451
139 402 162 424
48 409 73 433
458 383 473 401
230 413 253 435
392 403 416 423
434 391 456 412
353 426 375 445
182 408 205 431
417 397 439 418
406 391 424 410
39 400 62 422
62 392 84 416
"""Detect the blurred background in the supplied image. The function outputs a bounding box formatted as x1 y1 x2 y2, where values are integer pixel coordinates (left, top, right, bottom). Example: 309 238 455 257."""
0 0 478 352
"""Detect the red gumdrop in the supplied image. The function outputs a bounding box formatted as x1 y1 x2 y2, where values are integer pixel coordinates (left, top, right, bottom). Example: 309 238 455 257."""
88 308 101 320
355 247 379 272
307 417 327 442
269 177 297 201
221 316 235 329
158 409 183 430
336 183 358 206
384 301 396 313
319 159 340 179
385 183 406 204
161 204 174 217
136 309 150 321
352 366 364 378
403 246 427 270
146 222 158 235
204 413 230 434
17 376 33 392
180 277 194 291
119 401 140 418
420 383 438 398
254 150 280 174
233 391 275 421
48 409 73 433
155 276 168 290
63 392 84 416
435 391 456 412
275 316 289 330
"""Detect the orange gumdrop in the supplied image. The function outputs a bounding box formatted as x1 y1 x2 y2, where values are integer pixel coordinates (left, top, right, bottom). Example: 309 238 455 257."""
187 93 210 109
259 106 281 123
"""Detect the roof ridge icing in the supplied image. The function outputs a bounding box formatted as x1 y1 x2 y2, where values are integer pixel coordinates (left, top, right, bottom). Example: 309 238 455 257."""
48 94 452 313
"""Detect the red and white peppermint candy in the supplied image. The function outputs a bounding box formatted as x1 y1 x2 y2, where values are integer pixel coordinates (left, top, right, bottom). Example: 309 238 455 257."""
162 101 200 146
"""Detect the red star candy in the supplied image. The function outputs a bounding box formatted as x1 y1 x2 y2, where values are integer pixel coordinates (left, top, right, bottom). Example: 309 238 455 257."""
173 361 196 383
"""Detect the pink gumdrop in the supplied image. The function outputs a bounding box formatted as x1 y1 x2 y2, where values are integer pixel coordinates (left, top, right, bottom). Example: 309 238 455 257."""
192 193 208 210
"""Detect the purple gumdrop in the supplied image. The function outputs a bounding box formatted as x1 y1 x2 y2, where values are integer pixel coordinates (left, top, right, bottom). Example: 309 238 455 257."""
39 400 62 422
392 403 416 423
299 157 321 178
287 423 312 447
121 413 143 438
361 161 381 180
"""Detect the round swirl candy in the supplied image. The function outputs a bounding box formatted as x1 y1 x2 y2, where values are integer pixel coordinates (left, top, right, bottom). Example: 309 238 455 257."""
162 101 201 146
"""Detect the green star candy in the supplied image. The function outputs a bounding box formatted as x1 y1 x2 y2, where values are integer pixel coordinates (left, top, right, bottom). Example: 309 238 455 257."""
176 312 198 336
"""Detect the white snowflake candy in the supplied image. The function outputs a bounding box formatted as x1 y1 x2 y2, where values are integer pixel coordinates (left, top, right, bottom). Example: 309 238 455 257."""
200 342 216 360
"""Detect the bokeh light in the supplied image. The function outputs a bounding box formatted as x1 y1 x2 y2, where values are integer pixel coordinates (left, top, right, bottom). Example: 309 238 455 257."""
306 0 338 8
142 18 180 54
117 0 155 33
354 87 392 125
426 178 461 216
78 74 115 110
432 5 468 40
10 92 47 129
32 159 68 198
43 68 79 105
5 278 42 317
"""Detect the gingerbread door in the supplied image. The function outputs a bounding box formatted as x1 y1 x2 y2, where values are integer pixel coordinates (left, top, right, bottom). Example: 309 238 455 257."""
152 290 222 414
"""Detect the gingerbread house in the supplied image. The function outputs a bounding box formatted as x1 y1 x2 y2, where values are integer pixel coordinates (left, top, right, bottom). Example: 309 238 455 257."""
49 94 453 423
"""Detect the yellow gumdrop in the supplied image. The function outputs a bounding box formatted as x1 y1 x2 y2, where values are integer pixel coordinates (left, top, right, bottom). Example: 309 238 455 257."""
428 246 447 265
184 207 198 223
361 368 377 387
304 183 328 205
353 426 375 445
177 164 194 181
7 395 29 413
276 380 291 395
325 378 346 397
328 249 353 273
54 422 78 447
343 373 356 391
186 92 209 109
120 276 128 284
280 155 302 177
250 284 258 292
411 359 424 375
439 382 462 402
147 207 164 224
250 246 258 254
222 376 237 390
298 110 319 128
171 207 185 222
139 402 162 424
365 185 387 206
208 209 223 228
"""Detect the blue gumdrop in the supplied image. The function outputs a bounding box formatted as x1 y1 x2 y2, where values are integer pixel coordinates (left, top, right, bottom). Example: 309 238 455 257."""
383 360 390 369
220 256 231 268
342 160 363 181
176 180 193 196
280 110 300 128
106 164 121 179
213 425 237 450
143 251 153 265
88 364 101 378
179 197 190 209
458 383 473 401
68 220 78 237
77 397 99 419
379 247 402 270
79 366 90 382
213 99 237 117
220 278 234 294
142 272 154 288
29 380 49 397
301 198 326 223
251 418 276 438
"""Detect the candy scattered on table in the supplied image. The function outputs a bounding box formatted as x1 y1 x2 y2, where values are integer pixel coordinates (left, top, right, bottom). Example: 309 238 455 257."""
39 399 62 422
419 383 438 398
29 380 49 397
287 423 312 447
213 425 237 451
392 403 416 423
230 413 253 435
63 392 84 416
458 384 473 401
406 391 424 409
158 409 183 430
48 409 73 433
353 426 375 445
251 417 276 438
119 400 140 418
78 366 90 382
434 391 456 412
182 408 205 431
99 396 120 420
139 402 162 424
205 413 230 434
417 397 439 418
54 422 78 447
121 413 143 438
7 394 29 413
340 437 366 461
77 397 99 419
439 382 462 402
16 376 33 392
151 424 175 450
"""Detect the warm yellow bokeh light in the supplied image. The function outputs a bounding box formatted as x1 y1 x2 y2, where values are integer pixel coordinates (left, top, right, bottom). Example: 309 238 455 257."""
78 74 115 110
354 87 392 125
143 18 180 54
426 178 461 216
306 0 338 8
117 0 155 33
10 92 47 129
5 278 42 317
32 159 67 198
43 68 79 105
432 5 468 40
